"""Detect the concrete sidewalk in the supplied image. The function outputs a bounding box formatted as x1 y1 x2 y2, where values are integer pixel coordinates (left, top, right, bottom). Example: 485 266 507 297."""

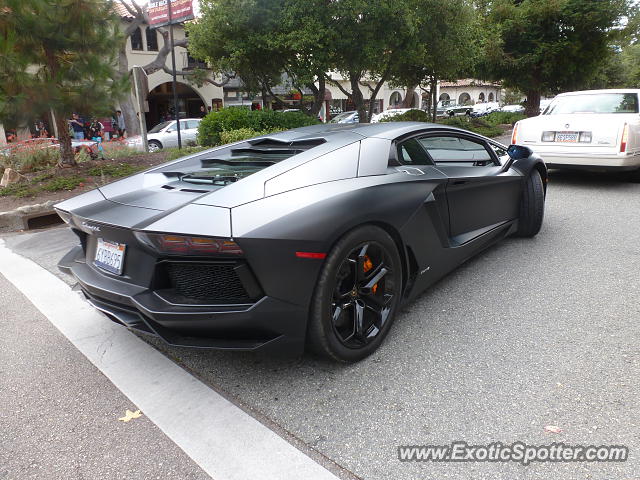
0 273 211 480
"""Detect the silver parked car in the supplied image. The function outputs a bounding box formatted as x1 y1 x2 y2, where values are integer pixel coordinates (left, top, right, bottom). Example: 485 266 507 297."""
127 118 202 151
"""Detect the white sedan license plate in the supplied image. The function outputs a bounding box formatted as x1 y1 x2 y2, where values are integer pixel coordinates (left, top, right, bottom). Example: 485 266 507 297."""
555 131 579 143
94 238 126 275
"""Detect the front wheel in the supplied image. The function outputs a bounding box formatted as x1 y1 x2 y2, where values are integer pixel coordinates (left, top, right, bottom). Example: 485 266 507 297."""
516 169 545 237
307 226 402 362
148 140 162 152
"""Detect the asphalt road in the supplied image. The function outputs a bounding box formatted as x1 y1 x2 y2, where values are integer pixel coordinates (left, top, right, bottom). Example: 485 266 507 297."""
2 168 639 479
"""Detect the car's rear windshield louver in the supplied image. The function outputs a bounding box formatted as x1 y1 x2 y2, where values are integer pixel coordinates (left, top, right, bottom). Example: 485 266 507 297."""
228 137 326 158
248 138 325 148
158 136 326 187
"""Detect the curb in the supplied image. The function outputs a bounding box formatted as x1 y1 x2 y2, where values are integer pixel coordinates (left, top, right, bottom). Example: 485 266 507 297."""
0 200 61 232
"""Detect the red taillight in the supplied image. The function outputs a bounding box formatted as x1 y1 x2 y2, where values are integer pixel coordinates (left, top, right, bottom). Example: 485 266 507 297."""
511 122 518 145
135 232 243 255
620 123 629 153
295 251 327 259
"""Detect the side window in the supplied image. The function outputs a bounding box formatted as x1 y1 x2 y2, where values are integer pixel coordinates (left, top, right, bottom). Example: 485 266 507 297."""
146 27 158 51
130 28 143 51
418 135 496 167
489 143 510 166
396 138 432 165
186 120 199 130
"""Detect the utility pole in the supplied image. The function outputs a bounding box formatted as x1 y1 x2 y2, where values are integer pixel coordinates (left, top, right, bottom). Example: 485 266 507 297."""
168 0 182 149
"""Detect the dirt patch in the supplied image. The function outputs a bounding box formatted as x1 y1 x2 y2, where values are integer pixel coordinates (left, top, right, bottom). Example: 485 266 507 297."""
0 152 171 213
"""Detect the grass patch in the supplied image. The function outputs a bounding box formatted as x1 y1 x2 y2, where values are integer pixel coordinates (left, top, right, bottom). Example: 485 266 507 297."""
87 163 144 178
41 175 85 192
30 172 54 184
164 146 208 161
0 182 39 198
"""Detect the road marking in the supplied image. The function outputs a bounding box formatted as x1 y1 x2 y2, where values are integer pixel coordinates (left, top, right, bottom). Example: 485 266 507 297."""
0 240 341 480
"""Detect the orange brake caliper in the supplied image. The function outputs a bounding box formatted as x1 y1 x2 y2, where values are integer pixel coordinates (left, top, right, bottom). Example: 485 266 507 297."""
363 255 378 294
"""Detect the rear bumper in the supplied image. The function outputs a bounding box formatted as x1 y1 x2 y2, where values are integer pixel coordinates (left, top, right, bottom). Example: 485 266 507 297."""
537 152 640 170
58 245 308 355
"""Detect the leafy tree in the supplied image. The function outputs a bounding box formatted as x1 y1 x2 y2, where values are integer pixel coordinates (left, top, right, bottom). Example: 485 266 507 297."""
187 0 289 110
0 0 126 165
390 0 480 120
315 0 422 122
189 0 435 122
479 0 629 116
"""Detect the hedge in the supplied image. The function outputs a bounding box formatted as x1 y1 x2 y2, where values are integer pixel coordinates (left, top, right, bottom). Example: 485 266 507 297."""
197 108 319 146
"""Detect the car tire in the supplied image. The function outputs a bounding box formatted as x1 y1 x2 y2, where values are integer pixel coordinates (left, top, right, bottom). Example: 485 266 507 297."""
148 140 162 152
307 225 402 362
516 169 545 237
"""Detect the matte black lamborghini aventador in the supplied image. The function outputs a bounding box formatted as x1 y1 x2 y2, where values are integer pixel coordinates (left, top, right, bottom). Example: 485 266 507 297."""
56 122 547 362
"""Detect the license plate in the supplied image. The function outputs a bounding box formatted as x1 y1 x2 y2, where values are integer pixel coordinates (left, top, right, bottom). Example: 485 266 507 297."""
94 238 126 275
555 131 579 143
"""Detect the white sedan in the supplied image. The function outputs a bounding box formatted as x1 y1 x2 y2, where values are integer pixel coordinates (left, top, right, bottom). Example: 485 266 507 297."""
512 89 640 180
370 108 422 123
126 118 202 152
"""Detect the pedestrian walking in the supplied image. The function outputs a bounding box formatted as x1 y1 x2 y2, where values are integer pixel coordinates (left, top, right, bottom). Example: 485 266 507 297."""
89 118 104 157
115 110 126 138
69 113 85 140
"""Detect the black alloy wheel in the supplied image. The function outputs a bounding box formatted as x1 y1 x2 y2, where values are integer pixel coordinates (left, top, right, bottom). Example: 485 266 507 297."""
308 225 402 362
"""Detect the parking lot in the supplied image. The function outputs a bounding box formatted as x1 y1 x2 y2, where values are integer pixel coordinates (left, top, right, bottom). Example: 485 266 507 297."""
2 169 639 479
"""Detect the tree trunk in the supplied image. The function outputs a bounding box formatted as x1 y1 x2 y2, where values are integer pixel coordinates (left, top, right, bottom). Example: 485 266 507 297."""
402 86 417 108
308 75 325 117
349 75 367 123
120 91 139 137
431 77 438 122
55 112 75 166
525 89 541 117
261 86 270 110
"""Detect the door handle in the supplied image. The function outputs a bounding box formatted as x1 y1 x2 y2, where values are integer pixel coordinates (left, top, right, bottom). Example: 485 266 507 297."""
453 180 467 185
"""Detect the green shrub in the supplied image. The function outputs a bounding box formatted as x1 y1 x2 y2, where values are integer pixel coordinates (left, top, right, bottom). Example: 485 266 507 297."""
197 108 319 146
219 127 285 145
482 111 526 126
437 116 504 138
380 109 432 122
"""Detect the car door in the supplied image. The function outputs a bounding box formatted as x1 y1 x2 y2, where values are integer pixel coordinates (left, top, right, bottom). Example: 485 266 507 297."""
161 121 179 148
183 120 201 144
416 133 522 242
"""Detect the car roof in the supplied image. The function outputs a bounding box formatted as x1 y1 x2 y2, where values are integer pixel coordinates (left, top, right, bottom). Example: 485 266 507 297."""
257 122 468 141
557 89 640 97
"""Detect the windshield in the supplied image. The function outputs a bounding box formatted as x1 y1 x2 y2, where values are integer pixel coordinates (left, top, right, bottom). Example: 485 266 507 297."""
148 121 173 133
543 93 639 115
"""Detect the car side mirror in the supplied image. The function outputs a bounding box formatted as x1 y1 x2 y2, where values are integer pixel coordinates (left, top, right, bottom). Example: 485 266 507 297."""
501 144 533 172
507 144 532 160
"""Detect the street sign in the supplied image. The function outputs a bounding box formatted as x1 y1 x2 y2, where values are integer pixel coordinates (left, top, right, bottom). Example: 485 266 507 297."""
148 0 194 28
